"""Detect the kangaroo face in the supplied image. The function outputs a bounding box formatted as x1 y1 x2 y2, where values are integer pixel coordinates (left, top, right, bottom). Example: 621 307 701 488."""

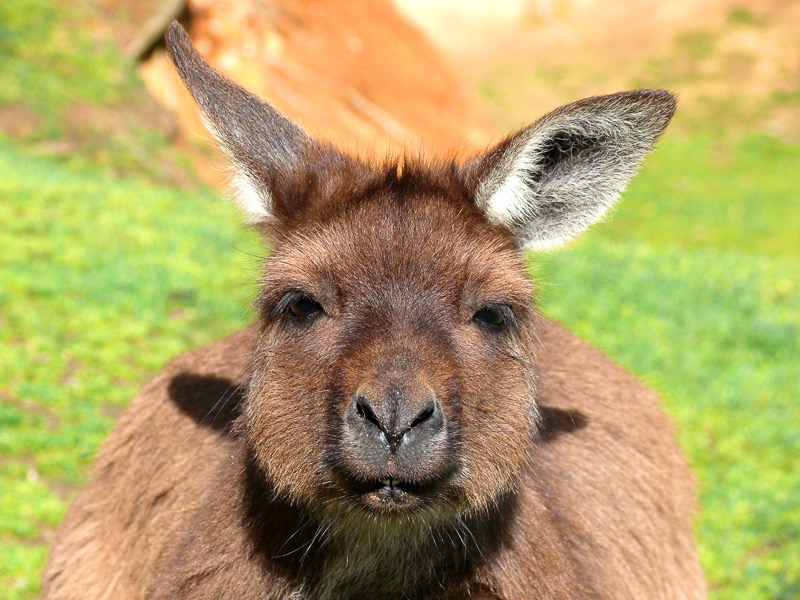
245 167 537 518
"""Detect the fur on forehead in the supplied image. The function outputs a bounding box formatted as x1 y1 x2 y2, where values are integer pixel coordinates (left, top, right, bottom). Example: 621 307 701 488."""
257 159 533 306
255 151 493 242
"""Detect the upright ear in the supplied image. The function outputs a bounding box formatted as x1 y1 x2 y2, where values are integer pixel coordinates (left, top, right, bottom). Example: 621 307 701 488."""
465 90 676 250
165 22 312 220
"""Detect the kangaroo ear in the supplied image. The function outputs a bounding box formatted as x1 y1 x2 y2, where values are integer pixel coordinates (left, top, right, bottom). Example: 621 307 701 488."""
165 22 312 220
465 90 676 250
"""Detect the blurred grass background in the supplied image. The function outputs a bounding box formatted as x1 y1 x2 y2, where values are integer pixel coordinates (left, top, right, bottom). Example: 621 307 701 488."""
1 1 798 598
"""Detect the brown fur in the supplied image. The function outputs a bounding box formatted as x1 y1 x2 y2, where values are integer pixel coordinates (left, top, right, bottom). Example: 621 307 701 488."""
43 23 705 600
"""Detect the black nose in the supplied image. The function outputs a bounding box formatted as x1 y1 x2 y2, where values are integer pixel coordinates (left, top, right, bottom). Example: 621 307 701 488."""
348 391 445 454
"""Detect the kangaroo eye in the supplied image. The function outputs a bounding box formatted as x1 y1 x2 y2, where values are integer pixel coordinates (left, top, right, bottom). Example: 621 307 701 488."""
473 304 514 331
272 291 324 322
289 296 322 318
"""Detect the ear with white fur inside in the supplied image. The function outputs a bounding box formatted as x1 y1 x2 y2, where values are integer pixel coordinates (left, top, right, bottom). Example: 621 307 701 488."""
466 90 677 250
164 22 312 220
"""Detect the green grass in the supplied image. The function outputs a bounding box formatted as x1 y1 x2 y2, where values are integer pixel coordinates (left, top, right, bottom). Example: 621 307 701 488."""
605 134 800 258
0 0 191 181
0 0 124 119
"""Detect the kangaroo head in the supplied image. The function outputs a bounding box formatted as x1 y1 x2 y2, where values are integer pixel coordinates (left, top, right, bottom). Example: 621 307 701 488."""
165 22 675 522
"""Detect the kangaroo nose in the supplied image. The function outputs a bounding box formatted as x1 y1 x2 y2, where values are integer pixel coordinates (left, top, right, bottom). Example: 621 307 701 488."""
350 390 444 453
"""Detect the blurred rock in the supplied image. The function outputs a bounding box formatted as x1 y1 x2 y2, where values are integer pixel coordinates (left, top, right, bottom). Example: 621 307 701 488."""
137 0 498 188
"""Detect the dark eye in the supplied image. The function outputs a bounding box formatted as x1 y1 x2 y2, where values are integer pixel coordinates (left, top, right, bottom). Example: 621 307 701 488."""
289 295 322 318
274 291 323 321
473 304 514 331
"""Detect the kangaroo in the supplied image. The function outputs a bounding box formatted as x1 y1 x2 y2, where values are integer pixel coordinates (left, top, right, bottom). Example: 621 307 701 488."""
43 22 705 599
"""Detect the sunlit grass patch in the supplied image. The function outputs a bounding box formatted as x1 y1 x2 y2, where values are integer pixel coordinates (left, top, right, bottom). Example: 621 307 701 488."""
607 134 800 258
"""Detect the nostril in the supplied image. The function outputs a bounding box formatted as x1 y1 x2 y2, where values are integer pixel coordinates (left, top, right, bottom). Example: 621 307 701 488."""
355 398 367 419
410 400 437 428
355 395 383 431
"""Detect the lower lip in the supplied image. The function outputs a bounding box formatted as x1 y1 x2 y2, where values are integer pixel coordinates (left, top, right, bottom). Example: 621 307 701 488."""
363 484 420 510
336 475 443 511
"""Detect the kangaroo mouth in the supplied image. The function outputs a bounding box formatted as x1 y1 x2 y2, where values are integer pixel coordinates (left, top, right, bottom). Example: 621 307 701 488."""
338 474 444 512
351 476 426 495
329 456 459 513
367 478 427 510
377 477 416 496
